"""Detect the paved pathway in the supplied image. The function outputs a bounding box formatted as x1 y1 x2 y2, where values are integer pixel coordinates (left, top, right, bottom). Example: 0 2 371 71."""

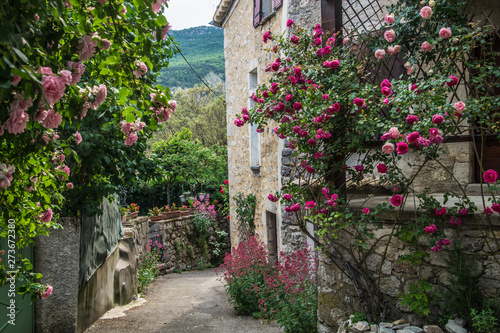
85 269 284 333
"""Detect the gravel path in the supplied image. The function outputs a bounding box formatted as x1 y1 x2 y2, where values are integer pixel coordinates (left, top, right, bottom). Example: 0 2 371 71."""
85 269 284 333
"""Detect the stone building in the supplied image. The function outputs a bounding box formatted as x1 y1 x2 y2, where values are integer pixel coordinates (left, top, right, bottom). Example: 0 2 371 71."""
213 0 500 330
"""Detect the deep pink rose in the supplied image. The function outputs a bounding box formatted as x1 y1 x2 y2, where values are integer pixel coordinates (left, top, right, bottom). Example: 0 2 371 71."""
424 224 437 234
362 207 370 214
432 114 444 124
307 138 317 146
407 132 420 144
381 86 392 96
286 19 294 27
390 194 403 207
305 201 316 209
491 203 500 213
449 216 463 225
305 166 315 174
377 163 387 173
268 194 279 202
353 98 364 107
263 30 272 43
290 35 299 44
283 194 292 201
406 115 419 125
234 118 244 127
396 141 409 154
483 169 498 183
447 75 459 87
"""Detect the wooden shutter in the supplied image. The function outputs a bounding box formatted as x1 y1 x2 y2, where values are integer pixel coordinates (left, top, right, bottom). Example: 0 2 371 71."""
253 0 262 27
273 0 282 10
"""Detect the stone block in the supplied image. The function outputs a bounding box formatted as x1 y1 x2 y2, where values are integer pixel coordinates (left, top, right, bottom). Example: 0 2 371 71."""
427 325 444 333
445 320 467 333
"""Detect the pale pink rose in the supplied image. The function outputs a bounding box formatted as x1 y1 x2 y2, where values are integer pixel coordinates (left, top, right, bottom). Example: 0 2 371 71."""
439 27 452 39
38 67 53 75
135 119 146 131
66 183 74 189
56 165 70 177
429 0 436 7
5 106 29 135
382 142 395 154
80 102 89 119
124 132 138 146
42 134 51 145
389 127 401 138
343 37 351 45
34 14 39 21
41 285 53 299
420 6 432 19
161 24 172 40
101 39 111 50
120 120 134 134
385 14 395 24
151 0 166 13
384 30 396 43
375 49 386 59
119 4 127 14
40 209 53 222
133 61 147 78
78 34 98 61
35 110 48 122
168 100 177 110
387 46 395 55
59 70 72 85
393 45 401 53
454 101 465 112
42 75 66 105
75 131 82 145
11 75 21 86
407 67 414 75
421 41 433 52
53 132 59 140
42 110 62 129
90 84 107 110
67 61 86 85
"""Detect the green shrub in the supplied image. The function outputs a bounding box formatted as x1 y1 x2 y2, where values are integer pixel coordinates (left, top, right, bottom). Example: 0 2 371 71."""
398 280 436 317
471 308 498 333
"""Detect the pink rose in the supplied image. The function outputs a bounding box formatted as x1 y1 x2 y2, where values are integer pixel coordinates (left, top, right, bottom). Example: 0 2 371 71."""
75 131 82 145
66 182 74 189
268 194 279 202
393 45 401 53
362 207 370 214
420 6 433 19
151 0 166 13
5 107 29 134
283 194 292 201
124 132 138 146
424 224 437 234
290 35 299 44
42 75 66 105
41 285 53 299
42 110 62 129
90 84 107 110
421 41 433 52
384 30 396 43
78 34 98 61
432 114 444 124
382 143 395 154
483 169 498 183
388 127 401 138
449 216 463 225
101 39 111 50
390 194 403 207
40 209 53 222
406 115 419 125
385 14 395 24
439 27 452 39
454 101 465 112
133 61 147 78
286 19 294 27
491 203 500 213
447 75 459 87
11 75 21 86
407 132 420 143
375 49 386 59
263 30 272 43
67 61 85 85
353 98 364 107
120 4 127 13
234 118 244 127
343 37 351 45
305 201 316 209
382 86 392 96
484 207 494 215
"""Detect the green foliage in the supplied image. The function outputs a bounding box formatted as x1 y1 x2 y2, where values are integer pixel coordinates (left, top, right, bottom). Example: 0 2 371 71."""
398 280 436 317
173 268 182 274
138 240 164 294
150 84 226 147
351 311 368 323
470 308 498 333
186 245 195 261
235 193 257 234
174 241 184 256
157 26 224 89
210 229 228 264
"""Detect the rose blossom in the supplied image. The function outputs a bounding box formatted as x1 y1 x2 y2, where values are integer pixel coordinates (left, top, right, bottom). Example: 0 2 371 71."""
375 49 386 59
67 61 85 85
447 75 459 87
40 208 53 222
90 84 107 110
388 127 401 138
385 14 395 24
382 142 395 154
439 27 452 39
78 34 98 61
133 61 147 78
407 132 420 143
75 131 82 145
432 114 444 124
454 101 465 112
390 194 403 207
421 41 433 52
483 169 498 183
42 75 66 105
420 6 433 19
41 285 53 299
353 98 364 107
42 110 62 129
124 132 138 146
491 203 500 213
11 75 21 86
66 182 74 189
406 115 419 125
396 141 409 154
377 163 387 173
286 19 294 27
101 39 111 50
384 30 396 43
424 224 437 234
449 216 463 225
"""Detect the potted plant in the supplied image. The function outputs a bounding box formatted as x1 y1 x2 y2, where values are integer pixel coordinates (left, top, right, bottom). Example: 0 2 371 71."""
120 207 128 222
127 203 140 219
148 206 163 221
162 205 179 219
179 205 190 216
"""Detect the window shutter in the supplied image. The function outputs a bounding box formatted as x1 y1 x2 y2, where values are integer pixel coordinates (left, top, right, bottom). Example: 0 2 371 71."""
273 0 282 10
253 0 262 27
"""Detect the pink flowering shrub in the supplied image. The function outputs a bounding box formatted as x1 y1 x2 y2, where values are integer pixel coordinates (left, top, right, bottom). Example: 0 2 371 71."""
138 237 166 293
192 194 217 234
217 235 317 332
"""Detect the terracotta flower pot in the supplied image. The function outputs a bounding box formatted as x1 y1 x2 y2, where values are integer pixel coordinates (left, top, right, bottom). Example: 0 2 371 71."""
180 210 190 217
150 215 163 222
162 211 180 219
127 211 139 220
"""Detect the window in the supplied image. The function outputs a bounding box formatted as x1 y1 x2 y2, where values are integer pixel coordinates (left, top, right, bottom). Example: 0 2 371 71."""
253 0 282 27
249 69 261 171
266 211 278 262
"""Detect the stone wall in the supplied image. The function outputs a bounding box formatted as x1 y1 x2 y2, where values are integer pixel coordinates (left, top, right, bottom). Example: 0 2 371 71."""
317 209 500 332
126 213 230 271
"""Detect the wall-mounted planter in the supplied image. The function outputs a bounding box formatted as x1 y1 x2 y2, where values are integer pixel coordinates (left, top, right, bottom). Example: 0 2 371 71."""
127 211 139 220
162 211 180 219
150 215 163 222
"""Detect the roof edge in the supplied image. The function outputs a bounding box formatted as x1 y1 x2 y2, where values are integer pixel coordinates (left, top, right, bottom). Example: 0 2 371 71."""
211 0 235 28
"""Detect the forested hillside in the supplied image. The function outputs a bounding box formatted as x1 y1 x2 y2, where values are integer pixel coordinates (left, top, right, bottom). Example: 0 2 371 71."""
158 26 225 89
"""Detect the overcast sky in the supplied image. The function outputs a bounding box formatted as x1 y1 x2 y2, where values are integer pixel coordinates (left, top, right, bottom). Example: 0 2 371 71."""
166 0 222 30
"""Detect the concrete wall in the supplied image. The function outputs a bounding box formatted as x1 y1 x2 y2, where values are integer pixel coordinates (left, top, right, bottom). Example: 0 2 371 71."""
76 235 136 333
35 217 81 333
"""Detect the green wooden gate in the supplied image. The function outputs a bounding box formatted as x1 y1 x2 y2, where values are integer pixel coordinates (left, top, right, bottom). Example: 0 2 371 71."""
0 240 34 333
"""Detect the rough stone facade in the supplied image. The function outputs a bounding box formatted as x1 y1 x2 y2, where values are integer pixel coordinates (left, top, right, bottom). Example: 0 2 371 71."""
127 213 230 271
317 209 500 332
